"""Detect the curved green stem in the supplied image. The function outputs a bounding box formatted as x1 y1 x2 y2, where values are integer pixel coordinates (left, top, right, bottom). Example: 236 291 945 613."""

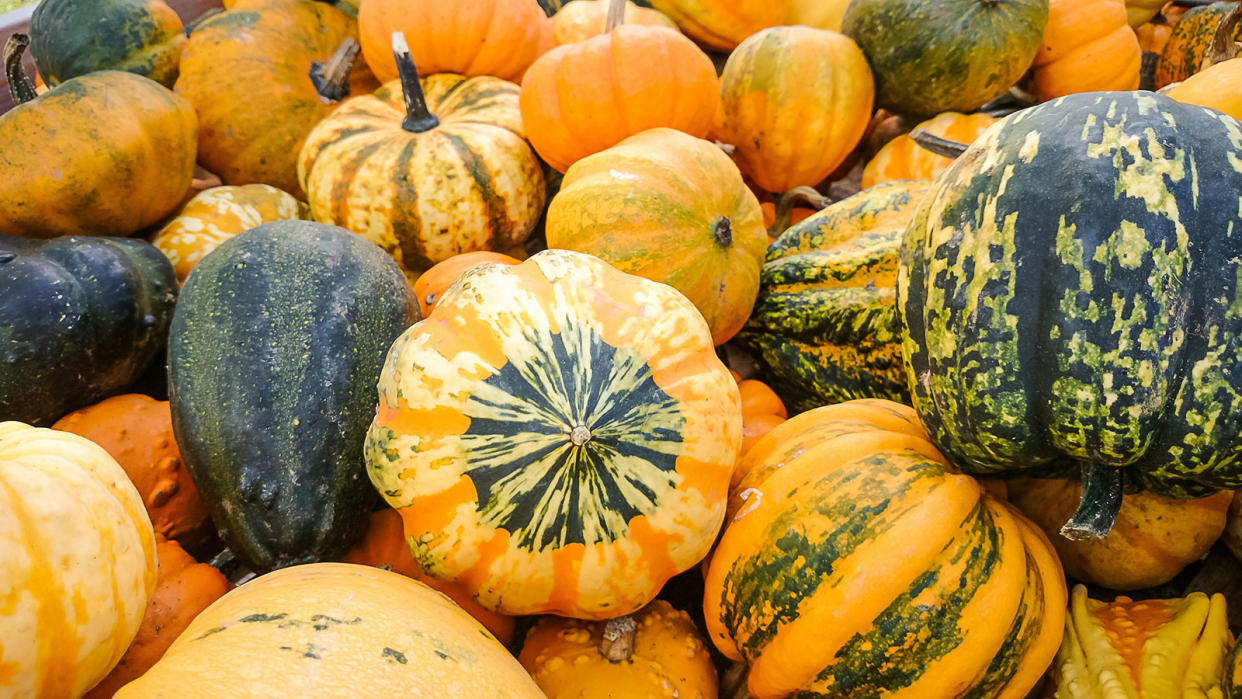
910 129 969 159
391 32 440 133
1059 463 1125 541
4 34 37 106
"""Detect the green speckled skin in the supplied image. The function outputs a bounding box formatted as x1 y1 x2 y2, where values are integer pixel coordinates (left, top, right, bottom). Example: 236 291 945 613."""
736 181 930 412
900 91 1242 499
169 221 417 572
843 0 1048 118
30 0 186 88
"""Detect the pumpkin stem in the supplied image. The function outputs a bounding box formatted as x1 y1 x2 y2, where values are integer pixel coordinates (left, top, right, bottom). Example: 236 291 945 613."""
599 616 637 663
910 129 969 159
713 217 734 248
309 38 362 103
769 186 830 238
605 0 627 33
4 34 37 106
1139 52 1160 92
1060 463 1125 541
570 425 592 446
1207 1 1242 66
391 32 441 133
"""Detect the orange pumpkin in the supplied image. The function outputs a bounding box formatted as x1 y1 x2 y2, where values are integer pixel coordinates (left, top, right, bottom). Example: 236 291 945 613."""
412 251 522 317
52 394 210 544
342 509 515 644
1031 0 1142 100
648 0 791 51
738 379 787 456
359 0 549 83
519 0 719 173
1136 16 1175 54
861 112 999 189
84 537 231 698
715 26 874 194
550 0 677 44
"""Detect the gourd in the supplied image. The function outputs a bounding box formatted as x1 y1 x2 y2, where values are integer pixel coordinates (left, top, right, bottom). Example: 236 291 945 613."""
647 0 791 51
0 423 157 698
169 221 418 572
1166 2 1242 119
1156 0 1242 86
545 127 768 346
862 112 999 189
412 251 521 317
1127 0 1168 26
1031 0 1142 100
29 0 185 87
549 0 677 45
53 394 209 544
0 234 177 426
736 180 931 413
738 378 787 456
705 399 1066 699
788 0 850 31
365 249 741 618
714 26 874 194
899 91 1242 539
114 563 545 697
298 35 545 275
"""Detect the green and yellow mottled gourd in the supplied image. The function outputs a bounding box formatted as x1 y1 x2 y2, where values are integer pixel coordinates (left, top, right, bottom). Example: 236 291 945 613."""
1052 585 1231 698
900 91 1242 539
1156 1 1242 86
735 180 931 412
29 0 185 87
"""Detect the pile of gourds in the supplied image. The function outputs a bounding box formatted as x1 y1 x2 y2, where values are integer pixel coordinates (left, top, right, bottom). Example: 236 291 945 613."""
5 0 1242 696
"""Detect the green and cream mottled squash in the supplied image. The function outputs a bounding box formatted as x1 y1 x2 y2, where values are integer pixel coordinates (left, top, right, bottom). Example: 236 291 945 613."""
735 180 931 413
1156 1 1242 87
900 91 1242 539
365 249 741 619
29 0 185 87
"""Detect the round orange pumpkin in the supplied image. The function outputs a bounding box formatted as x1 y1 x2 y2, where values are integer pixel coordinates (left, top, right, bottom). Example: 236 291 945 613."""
715 26 874 194
545 128 768 345
412 251 522 317
1031 0 1142 100
550 0 677 44
359 0 549 83
647 0 791 51
861 112 999 189
52 394 209 544
519 4 719 173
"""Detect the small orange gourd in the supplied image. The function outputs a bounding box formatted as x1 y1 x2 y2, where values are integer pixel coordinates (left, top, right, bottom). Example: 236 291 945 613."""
1031 0 1142 100
549 0 677 44
412 251 521 317
862 112 998 189
738 379 787 456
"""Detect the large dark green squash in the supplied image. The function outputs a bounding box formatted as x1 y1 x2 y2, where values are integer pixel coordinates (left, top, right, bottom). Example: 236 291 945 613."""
842 0 1048 118
29 0 186 88
734 180 931 413
0 234 177 425
1155 1 1242 87
168 221 418 572
899 91 1242 540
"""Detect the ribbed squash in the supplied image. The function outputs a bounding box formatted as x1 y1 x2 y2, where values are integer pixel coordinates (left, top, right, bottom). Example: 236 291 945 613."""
900 91 1242 539
736 181 931 413
519 600 719 698
715 26 874 194
0 423 157 698
545 128 767 346
114 563 544 698
174 0 377 196
1052 585 1231 698
299 39 544 275
705 399 1067 699
1008 479 1231 589
1127 0 1167 26
842 0 1049 117
646 0 791 51
1031 0 1142 100
1156 1 1242 86
29 0 184 87
151 185 306 285
549 0 677 44
862 112 999 189
365 249 741 619
788 0 850 31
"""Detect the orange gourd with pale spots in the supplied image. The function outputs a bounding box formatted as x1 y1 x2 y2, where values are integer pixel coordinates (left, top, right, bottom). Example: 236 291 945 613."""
862 112 999 189
519 600 719 698
550 0 677 44
412 252 521 317
1032 0 1142 100
342 509 515 644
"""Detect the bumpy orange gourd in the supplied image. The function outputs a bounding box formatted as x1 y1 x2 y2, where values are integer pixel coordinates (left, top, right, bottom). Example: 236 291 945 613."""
519 600 719 698
1008 478 1231 589
359 0 549 83
706 400 1066 699
342 509 515 644
550 0 677 44
0 422 157 698
115 563 544 697
519 5 719 173
1032 0 1142 100
151 185 306 284
715 26 874 194
84 537 230 699
52 394 209 543
862 112 999 189
738 379 787 456
648 0 791 50
545 128 768 345
412 252 522 317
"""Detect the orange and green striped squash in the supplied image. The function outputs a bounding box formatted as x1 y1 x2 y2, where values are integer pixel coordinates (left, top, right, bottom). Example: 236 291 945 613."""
1052 585 1232 698
1156 1 1242 86
705 399 1067 699
545 128 768 346
861 112 999 189
0 423 157 698
365 249 741 619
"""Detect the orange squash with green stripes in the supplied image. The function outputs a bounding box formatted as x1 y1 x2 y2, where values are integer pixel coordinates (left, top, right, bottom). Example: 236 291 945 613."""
705 399 1066 699
365 249 741 619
